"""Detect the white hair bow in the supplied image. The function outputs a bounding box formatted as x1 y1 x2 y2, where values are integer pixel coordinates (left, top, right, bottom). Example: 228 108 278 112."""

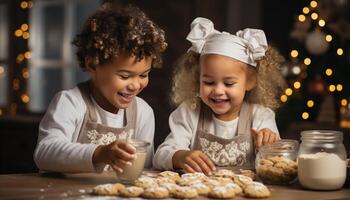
236 28 268 62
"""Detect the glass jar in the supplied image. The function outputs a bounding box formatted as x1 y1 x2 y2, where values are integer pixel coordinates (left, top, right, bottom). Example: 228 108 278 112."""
255 139 299 185
116 139 150 183
298 130 347 190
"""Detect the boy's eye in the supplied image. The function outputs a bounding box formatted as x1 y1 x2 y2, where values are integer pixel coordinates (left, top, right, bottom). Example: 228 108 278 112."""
225 82 235 86
140 73 149 78
119 74 130 79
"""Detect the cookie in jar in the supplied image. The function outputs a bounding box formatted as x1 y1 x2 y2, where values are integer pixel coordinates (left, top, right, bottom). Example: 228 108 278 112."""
255 139 298 184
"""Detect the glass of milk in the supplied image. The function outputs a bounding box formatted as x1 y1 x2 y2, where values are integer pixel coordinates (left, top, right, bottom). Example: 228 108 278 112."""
116 139 149 183
298 130 347 190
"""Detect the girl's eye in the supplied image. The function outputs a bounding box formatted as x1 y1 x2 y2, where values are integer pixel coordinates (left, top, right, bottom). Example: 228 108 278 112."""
203 81 214 85
225 82 235 86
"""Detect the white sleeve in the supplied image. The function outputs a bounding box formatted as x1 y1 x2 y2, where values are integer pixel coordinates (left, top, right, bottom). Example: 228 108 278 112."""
33 91 99 173
252 104 280 138
153 102 198 170
134 98 155 169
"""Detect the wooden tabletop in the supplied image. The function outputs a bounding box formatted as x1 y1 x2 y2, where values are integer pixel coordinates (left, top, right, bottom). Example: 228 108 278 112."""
1 171 350 200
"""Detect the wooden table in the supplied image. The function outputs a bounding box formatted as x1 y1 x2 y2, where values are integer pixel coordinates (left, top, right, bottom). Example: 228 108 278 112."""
1 171 350 200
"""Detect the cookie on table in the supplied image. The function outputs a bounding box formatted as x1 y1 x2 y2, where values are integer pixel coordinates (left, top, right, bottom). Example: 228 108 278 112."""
190 182 210 196
119 186 144 197
224 182 243 195
158 171 180 181
244 181 271 198
92 183 124 196
142 187 169 199
176 177 202 186
160 182 180 195
202 178 221 189
208 185 236 199
212 169 235 178
232 174 253 189
172 186 198 199
156 176 175 185
211 177 234 184
134 176 158 189
181 172 207 180
240 169 256 180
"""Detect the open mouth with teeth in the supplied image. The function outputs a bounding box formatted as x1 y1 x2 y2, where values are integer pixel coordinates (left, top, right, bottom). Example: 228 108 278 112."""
210 98 230 103
117 92 134 103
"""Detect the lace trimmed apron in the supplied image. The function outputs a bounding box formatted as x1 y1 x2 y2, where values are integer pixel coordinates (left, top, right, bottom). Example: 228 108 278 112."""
76 81 137 170
192 102 255 169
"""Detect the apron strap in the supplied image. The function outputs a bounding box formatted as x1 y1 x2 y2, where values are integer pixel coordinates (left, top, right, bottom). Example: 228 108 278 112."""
237 102 253 136
77 80 98 122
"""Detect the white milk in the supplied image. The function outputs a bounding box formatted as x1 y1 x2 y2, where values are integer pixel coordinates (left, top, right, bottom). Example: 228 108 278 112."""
298 152 346 190
117 152 146 182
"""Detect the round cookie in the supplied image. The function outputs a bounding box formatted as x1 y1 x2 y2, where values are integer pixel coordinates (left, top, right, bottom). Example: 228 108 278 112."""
92 183 124 196
209 185 236 199
211 177 233 184
156 176 175 184
172 186 198 199
158 171 180 181
202 178 221 189
244 182 271 198
142 187 169 199
212 169 235 178
224 182 243 195
240 169 257 180
190 182 210 196
134 176 158 189
176 177 202 186
119 186 144 197
181 172 207 180
232 174 253 189
160 182 180 195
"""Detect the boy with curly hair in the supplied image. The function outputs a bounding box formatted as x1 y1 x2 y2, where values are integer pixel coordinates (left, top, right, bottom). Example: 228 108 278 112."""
34 5 167 173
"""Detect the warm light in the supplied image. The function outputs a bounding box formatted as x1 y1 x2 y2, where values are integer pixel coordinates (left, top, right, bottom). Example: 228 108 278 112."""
325 68 333 76
21 94 30 103
24 51 31 59
336 84 343 91
22 68 30 79
325 35 332 42
341 99 348 106
15 29 23 37
16 54 25 63
337 48 343 56
290 50 298 58
329 84 336 92
304 58 311 65
13 79 20 90
294 81 301 89
23 32 30 39
318 19 326 27
302 112 309 120
302 7 310 14
21 24 28 31
280 95 288 103
298 15 306 22
310 1 318 8
340 107 346 114
311 12 318 20
307 100 314 108
285 88 293 96
292 65 301 75
20 1 28 9
0 66 4 75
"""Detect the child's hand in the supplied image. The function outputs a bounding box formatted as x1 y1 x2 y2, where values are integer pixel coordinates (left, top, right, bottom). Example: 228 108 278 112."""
93 141 136 173
172 150 216 175
251 128 279 149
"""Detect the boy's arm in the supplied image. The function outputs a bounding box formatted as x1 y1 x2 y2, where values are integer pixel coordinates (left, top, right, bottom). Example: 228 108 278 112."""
34 91 100 173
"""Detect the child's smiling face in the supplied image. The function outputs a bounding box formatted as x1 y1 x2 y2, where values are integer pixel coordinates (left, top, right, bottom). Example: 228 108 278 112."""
88 53 152 113
199 54 256 121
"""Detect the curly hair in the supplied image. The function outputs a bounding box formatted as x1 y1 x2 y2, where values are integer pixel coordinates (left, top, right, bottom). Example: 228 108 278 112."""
171 46 286 111
72 5 167 69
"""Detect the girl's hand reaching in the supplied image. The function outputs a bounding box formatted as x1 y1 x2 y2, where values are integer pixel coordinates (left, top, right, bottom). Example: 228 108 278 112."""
251 128 279 150
172 150 216 175
93 141 136 173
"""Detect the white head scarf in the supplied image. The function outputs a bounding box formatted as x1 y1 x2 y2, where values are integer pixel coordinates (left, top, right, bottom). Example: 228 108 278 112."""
186 17 268 67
